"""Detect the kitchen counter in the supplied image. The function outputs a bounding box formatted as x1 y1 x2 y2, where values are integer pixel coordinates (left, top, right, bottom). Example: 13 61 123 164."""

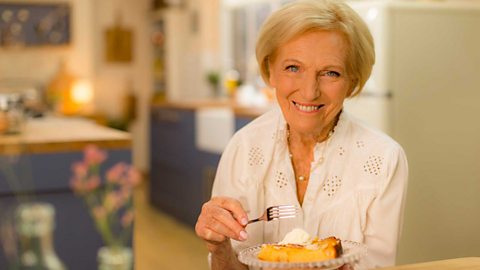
0 116 131 154
151 98 272 118
378 257 480 270
0 116 132 270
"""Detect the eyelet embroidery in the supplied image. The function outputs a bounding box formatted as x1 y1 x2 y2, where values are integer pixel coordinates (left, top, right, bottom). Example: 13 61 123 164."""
275 171 288 188
363 155 384 175
274 129 288 146
356 140 365 148
272 131 278 140
248 147 265 166
322 175 342 197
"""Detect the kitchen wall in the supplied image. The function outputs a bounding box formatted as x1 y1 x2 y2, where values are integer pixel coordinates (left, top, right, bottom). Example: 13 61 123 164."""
91 0 151 172
0 0 151 171
160 0 221 101
0 0 94 82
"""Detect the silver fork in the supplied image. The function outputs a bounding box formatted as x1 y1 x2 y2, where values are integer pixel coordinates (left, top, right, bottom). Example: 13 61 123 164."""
247 205 298 224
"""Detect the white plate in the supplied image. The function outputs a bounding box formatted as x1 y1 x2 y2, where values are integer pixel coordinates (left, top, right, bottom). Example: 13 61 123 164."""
238 240 367 269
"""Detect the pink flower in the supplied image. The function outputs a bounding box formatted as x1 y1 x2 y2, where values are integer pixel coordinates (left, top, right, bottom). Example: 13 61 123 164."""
106 163 127 183
121 210 134 227
72 162 88 178
126 167 141 187
104 191 127 212
70 145 139 248
84 144 107 166
117 187 132 205
86 175 101 191
70 176 88 194
93 206 107 220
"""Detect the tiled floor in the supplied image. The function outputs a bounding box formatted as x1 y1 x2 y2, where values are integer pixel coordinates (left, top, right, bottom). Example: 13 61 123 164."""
134 183 210 270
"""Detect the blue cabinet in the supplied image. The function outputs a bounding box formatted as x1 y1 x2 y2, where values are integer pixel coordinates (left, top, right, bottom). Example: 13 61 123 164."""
149 106 255 228
150 108 200 227
0 148 132 270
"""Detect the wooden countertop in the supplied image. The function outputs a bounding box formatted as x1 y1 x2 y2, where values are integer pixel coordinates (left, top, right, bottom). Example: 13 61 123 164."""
0 116 131 154
151 99 272 118
378 257 480 270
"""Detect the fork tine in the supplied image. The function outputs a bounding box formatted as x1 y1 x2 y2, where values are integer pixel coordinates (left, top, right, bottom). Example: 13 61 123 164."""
267 205 299 220
269 206 298 211
269 211 298 217
268 207 298 213
268 213 297 219
268 214 297 221
275 205 297 209
268 205 297 211
268 210 298 217
277 215 297 219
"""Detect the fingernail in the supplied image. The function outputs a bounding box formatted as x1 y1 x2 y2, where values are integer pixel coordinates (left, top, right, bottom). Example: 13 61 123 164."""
239 230 248 241
240 217 248 226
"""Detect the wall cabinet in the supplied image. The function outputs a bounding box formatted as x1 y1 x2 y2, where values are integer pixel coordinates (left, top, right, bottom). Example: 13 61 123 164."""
150 106 254 227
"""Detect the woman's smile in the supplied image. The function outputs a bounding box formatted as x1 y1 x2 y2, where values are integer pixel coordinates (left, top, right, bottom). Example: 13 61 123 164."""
292 101 324 114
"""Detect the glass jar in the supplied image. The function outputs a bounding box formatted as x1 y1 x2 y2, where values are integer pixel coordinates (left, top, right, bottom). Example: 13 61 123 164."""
15 202 66 270
0 92 25 134
97 246 132 270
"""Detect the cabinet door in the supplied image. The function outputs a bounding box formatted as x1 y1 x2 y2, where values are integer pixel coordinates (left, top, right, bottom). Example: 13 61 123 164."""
150 108 196 169
149 108 199 227
150 161 186 214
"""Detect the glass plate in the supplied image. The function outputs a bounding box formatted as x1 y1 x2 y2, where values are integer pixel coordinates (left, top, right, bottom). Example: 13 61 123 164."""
238 240 367 269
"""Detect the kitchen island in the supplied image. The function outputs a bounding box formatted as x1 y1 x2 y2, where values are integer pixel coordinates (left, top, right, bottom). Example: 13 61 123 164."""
150 99 270 227
0 116 132 270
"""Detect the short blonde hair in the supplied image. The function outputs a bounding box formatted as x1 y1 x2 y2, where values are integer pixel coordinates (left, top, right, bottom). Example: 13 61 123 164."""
256 0 375 97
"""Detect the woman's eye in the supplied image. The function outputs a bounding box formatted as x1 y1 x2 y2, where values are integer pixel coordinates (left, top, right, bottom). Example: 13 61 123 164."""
325 71 340 77
285 65 299 72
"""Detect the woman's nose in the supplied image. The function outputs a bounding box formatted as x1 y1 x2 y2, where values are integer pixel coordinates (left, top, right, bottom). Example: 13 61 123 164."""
300 73 321 100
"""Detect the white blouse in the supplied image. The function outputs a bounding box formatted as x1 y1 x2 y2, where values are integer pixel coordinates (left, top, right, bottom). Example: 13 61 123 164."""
211 106 408 270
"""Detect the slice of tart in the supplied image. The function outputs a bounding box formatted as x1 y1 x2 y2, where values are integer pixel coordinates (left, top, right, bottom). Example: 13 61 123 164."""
257 229 342 262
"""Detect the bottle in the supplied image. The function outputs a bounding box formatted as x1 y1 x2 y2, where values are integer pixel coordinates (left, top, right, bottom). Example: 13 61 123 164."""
97 246 132 270
46 60 77 115
15 202 66 270
0 92 25 134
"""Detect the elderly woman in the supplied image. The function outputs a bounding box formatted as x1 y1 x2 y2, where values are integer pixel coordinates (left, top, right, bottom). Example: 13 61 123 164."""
195 0 408 269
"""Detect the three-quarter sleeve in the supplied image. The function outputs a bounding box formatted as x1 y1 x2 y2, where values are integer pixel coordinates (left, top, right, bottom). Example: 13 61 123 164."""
361 145 409 269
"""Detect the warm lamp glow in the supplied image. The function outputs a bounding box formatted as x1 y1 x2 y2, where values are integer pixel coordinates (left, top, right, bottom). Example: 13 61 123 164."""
71 80 93 104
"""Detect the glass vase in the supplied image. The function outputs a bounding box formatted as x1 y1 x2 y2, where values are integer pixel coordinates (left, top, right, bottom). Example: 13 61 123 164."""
97 246 132 270
15 202 66 270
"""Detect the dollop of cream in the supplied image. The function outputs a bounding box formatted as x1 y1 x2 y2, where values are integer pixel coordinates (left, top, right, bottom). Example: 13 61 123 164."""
278 228 313 245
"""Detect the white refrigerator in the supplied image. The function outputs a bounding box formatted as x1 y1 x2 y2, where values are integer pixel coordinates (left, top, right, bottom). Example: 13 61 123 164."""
343 0 480 265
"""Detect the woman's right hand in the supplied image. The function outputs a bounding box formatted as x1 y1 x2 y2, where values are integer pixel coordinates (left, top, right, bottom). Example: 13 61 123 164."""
195 196 249 253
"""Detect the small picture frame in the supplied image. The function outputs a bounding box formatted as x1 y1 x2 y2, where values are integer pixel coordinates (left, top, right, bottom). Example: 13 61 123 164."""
104 25 133 63
0 3 71 47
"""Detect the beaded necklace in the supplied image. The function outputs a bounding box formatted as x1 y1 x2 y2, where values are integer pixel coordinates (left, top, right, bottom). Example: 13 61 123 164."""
287 127 334 182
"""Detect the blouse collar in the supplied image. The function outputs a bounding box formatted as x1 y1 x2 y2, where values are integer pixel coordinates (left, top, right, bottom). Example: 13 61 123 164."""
275 106 349 148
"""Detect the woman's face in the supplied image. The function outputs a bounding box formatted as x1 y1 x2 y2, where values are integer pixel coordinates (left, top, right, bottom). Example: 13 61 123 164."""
268 30 353 136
